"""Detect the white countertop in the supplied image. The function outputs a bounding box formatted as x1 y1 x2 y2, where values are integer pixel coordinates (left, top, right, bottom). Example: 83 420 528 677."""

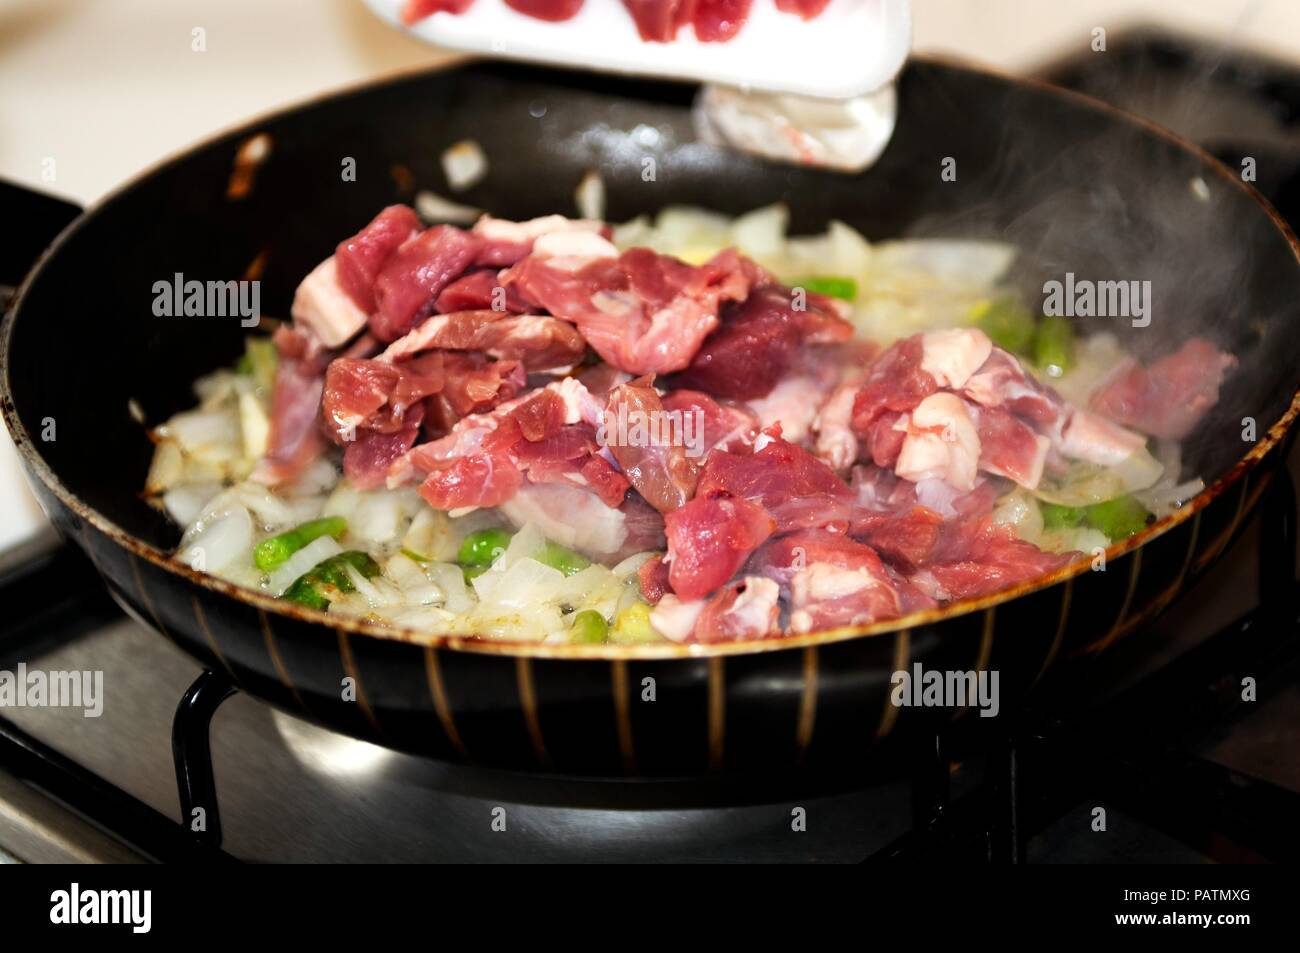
3 0 1298 548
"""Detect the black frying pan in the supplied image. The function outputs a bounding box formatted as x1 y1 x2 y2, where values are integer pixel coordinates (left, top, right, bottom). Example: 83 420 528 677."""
3 58 1298 778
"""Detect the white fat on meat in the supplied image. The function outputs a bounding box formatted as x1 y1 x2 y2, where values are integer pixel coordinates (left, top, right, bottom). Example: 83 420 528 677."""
291 256 368 348
919 328 993 390
813 378 863 471
747 374 826 445
650 594 708 643
530 230 619 271
552 377 603 428
1059 410 1147 467
498 483 627 557
914 477 968 518
788 563 900 633
473 214 605 244
894 393 981 492
720 577 781 637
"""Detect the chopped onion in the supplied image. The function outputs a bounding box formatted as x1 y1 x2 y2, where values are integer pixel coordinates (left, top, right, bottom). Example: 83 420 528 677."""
145 441 184 495
574 169 605 221
1053 333 1127 407
349 488 413 544
730 203 789 261
162 408 243 461
1033 447 1163 507
499 522 545 571
425 562 474 614
473 554 564 608
992 489 1044 545
1040 526 1110 555
232 481 298 531
267 535 343 596
872 240 1016 290
612 551 656 578
441 140 488 192
162 482 222 527
178 505 253 574
238 391 269 459
402 508 458 562
414 189 482 226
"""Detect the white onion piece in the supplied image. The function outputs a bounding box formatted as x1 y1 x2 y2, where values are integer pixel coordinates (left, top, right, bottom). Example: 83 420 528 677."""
162 482 222 528
499 523 545 570
574 169 605 221
612 552 656 578
473 555 564 609
238 392 269 459
414 189 482 225
233 482 298 531
179 506 253 574
1040 526 1110 555
424 562 474 614
400 509 449 562
283 457 340 498
992 489 1045 546
872 240 1017 290
349 488 411 544
1033 447 1164 507
162 408 243 461
729 203 788 260
498 484 627 557
441 139 488 192
145 441 184 495
267 536 343 596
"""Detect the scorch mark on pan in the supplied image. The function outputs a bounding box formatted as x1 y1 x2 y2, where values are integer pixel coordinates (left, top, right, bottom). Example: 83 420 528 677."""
794 646 819 764
423 646 467 758
191 595 236 678
337 630 385 740
1148 510 1201 620
611 660 636 774
1094 549 1143 654
1195 476 1249 574
227 132 273 200
515 657 553 770
1033 576 1074 685
258 609 309 713
707 658 726 772
951 609 996 723
128 553 175 645
875 629 912 740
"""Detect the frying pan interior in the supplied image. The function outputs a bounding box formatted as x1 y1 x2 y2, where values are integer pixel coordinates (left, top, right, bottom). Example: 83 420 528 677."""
6 59 1298 568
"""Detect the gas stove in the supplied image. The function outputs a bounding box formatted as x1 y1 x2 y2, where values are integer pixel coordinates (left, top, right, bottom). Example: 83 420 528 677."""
1 31 1298 864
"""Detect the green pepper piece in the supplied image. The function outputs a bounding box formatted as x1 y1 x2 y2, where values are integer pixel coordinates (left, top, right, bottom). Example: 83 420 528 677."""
280 550 380 610
973 297 1036 354
790 275 858 302
254 516 348 572
1034 314 1075 377
457 529 513 568
243 336 278 393
570 609 609 644
610 602 659 644
462 564 490 584
1086 495 1150 540
1041 502 1087 530
282 577 330 610
535 541 590 577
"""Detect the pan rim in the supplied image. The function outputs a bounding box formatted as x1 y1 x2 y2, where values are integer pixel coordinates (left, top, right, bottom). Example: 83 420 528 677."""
3 54 1298 661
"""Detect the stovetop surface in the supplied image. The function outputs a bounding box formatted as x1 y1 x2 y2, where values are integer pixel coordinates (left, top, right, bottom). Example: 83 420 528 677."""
2 29 1300 863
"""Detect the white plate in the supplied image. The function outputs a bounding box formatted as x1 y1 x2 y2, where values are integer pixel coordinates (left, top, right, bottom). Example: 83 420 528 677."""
363 0 911 99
